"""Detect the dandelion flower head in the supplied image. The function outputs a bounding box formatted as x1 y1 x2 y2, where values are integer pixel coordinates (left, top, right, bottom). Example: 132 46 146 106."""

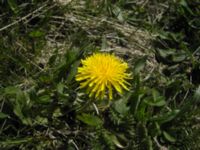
76 53 131 100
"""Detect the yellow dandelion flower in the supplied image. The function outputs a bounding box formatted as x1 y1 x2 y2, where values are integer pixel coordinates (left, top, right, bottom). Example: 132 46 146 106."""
76 53 131 100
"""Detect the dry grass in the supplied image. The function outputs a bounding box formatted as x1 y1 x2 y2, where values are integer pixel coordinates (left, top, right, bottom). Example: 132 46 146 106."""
39 1 159 75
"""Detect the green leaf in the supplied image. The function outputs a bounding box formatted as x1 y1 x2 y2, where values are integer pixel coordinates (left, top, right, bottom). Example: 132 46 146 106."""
53 108 62 118
145 99 166 107
7 0 18 13
0 112 10 119
4 86 32 125
13 91 32 125
57 83 65 94
109 134 125 149
54 48 81 81
66 60 80 84
151 109 180 124
0 137 33 146
148 122 162 137
29 30 45 38
194 85 200 102
163 131 176 143
38 95 52 104
179 0 187 7
13 102 32 125
65 48 80 66
77 113 103 127
172 53 186 62
156 48 175 58
113 98 129 115
4 86 21 95
144 89 166 107
101 36 108 50
112 6 124 22
34 116 48 125
134 56 147 74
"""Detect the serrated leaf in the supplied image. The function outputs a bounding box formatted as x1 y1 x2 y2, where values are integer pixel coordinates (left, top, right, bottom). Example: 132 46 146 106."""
77 113 102 127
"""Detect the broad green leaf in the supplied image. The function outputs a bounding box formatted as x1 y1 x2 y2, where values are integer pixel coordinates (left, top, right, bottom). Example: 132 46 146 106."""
13 101 32 125
29 30 45 38
65 48 80 66
66 60 80 84
156 48 175 58
0 137 32 146
130 79 146 116
194 85 200 102
112 6 124 22
163 131 176 143
109 134 125 149
13 91 32 125
53 108 62 118
172 53 186 62
101 36 108 50
57 83 65 94
144 89 166 107
77 113 102 127
135 101 148 122
54 48 81 81
34 116 48 125
134 56 147 74
0 112 10 119
145 100 166 107
113 99 129 115
151 109 180 124
38 95 52 104
4 86 21 95
179 0 187 7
